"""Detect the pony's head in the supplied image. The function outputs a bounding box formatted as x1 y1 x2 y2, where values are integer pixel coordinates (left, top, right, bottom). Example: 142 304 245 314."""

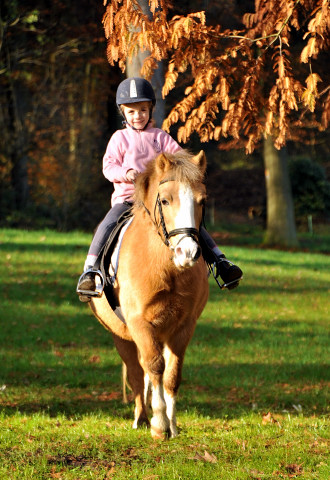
134 150 207 269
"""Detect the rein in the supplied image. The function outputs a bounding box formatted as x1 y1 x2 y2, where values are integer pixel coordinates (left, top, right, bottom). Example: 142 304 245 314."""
140 178 200 249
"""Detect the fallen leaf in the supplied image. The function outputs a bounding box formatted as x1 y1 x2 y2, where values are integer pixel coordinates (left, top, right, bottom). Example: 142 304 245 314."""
235 439 247 450
192 450 217 463
262 411 279 425
203 450 217 463
49 466 62 479
285 463 304 476
98 391 121 401
88 355 100 364
105 464 116 478
53 350 64 358
250 469 265 479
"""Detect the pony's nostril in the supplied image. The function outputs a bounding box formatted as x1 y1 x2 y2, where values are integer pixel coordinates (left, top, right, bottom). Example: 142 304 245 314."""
175 246 183 257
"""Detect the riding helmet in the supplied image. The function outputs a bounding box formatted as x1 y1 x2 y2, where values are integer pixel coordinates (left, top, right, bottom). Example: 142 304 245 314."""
116 77 156 106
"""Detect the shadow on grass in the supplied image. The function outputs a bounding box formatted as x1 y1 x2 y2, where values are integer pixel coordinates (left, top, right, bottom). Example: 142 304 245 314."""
1 359 328 419
0 241 88 254
1 234 329 422
2 270 329 312
1 317 328 419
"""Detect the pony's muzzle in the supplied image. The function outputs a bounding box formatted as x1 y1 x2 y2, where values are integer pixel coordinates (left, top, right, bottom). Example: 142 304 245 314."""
173 236 201 268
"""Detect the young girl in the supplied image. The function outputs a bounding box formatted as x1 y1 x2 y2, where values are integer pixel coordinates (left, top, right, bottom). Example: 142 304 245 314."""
77 77 242 301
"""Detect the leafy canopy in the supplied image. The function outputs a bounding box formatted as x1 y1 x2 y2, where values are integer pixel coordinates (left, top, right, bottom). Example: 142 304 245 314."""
103 0 329 152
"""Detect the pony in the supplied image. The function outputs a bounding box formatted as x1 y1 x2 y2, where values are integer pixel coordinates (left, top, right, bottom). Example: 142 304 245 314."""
89 150 209 439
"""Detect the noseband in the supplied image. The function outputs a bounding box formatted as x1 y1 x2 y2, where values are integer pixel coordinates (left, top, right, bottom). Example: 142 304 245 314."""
155 193 199 249
143 178 200 250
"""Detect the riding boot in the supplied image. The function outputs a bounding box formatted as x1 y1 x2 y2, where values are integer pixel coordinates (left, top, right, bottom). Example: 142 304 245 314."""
212 255 243 290
199 228 243 290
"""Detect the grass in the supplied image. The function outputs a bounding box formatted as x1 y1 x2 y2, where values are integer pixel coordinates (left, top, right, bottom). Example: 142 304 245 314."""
207 218 330 253
0 228 329 479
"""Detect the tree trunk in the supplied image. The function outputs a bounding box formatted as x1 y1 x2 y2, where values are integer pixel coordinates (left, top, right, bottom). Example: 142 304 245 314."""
263 135 298 247
7 77 29 210
126 0 165 128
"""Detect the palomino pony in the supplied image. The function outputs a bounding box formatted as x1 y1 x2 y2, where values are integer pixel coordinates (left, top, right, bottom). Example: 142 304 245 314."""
90 150 209 439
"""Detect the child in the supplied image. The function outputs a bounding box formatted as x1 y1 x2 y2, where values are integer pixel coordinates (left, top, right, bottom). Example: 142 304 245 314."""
77 77 242 301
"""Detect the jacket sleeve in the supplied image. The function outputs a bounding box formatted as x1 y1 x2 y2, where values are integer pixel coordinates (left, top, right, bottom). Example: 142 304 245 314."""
102 132 130 183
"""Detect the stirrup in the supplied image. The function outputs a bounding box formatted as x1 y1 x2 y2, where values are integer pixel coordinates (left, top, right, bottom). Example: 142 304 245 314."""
76 268 105 298
209 262 242 290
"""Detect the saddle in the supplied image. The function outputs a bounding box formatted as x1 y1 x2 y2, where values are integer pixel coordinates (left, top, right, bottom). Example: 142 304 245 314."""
99 206 133 316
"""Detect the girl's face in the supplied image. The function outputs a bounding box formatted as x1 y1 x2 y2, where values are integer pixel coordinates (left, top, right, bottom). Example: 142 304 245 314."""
121 101 151 130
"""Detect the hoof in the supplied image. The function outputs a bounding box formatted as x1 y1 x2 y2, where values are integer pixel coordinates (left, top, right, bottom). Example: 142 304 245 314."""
169 427 178 438
150 425 169 440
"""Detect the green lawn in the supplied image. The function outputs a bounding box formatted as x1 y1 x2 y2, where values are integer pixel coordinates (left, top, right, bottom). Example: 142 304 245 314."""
0 228 329 479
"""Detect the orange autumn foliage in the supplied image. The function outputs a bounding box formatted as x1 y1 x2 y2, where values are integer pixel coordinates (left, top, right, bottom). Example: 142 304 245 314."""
102 0 329 153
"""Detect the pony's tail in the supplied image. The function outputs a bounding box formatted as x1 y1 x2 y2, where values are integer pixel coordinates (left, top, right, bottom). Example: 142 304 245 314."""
122 362 130 404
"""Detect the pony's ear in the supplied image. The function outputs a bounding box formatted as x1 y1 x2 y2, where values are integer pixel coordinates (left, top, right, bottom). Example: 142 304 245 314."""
191 150 207 175
156 153 172 175
134 171 149 204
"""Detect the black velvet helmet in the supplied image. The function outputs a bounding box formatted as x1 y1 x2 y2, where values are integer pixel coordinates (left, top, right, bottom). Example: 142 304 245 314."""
116 77 156 106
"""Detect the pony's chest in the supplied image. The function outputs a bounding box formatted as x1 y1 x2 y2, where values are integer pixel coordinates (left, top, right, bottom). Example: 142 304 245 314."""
143 289 193 329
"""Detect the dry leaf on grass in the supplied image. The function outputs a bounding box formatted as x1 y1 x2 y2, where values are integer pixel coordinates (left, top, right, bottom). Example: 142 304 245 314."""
285 463 304 476
191 450 217 463
88 355 101 363
262 411 280 425
249 469 265 479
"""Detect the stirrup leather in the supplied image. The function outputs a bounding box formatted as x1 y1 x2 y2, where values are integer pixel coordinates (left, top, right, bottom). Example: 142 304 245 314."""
76 268 105 298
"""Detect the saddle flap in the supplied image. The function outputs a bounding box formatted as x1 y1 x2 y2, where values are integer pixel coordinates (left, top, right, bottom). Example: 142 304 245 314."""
99 209 133 316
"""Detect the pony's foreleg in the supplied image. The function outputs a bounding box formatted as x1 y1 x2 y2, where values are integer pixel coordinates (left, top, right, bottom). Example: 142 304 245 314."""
148 381 170 440
162 346 182 437
128 326 170 438
139 358 170 439
111 333 149 429
163 334 192 438
164 386 178 438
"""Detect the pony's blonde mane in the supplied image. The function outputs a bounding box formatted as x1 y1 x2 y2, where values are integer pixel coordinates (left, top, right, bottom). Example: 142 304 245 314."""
134 150 204 209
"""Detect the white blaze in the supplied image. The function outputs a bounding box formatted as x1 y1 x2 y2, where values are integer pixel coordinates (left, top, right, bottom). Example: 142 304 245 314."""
175 184 195 229
173 184 199 268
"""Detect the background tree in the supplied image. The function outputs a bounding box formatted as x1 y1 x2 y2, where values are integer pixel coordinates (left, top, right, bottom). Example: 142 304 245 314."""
124 0 165 127
0 0 118 229
102 0 329 247
289 156 330 221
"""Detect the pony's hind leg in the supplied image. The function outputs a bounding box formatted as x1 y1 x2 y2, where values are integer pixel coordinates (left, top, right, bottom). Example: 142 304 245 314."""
144 373 151 407
111 333 149 428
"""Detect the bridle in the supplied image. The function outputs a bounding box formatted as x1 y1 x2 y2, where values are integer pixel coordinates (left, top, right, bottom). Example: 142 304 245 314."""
141 177 201 250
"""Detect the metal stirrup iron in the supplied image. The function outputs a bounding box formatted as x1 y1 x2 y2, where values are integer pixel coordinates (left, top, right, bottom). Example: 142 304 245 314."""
76 268 105 298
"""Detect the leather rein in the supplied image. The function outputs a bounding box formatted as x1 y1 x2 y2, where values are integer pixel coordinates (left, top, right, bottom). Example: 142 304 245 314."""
141 177 200 250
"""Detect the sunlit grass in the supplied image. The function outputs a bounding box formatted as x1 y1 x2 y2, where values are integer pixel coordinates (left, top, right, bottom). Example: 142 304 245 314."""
0 228 329 479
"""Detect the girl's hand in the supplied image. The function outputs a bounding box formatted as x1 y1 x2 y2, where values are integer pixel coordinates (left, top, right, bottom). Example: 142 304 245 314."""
126 169 139 182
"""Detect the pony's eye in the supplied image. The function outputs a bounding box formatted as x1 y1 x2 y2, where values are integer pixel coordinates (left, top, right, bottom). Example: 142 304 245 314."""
161 198 169 206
